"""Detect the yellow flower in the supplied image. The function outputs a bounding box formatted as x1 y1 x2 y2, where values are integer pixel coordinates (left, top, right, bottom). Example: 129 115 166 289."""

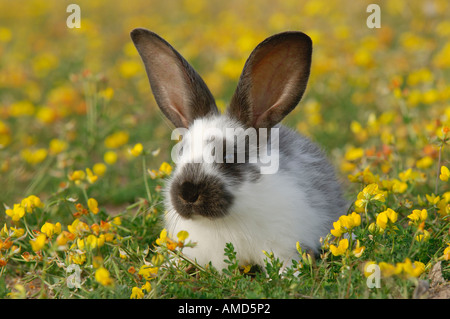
129 143 143 157
378 262 397 278
104 233 115 242
159 162 172 176
8 284 26 299
104 131 129 149
130 287 144 299
86 235 97 250
10 101 35 117
219 58 244 79
86 234 104 250
68 170 86 184
92 256 104 269
68 219 89 237
350 120 368 142
0 27 12 43
443 244 450 261
155 228 167 246
21 195 44 213
112 216 121 225
49 139 68 155
119 248 128 259
416 156 433 169
330 219 344 237
0 224 7 237
440 166 450 182
415 229 430 242
87 198 99 214
77 238 85 250
329 238 349 256
376 208 398 231
151 253 165 267
407 209 428 225
432 42 450 69
98 234 106 247
353 48 373 67
40 222 62 237
177 230 189 243
86 168 98 184
410 261 426 277
138 265 158 280
104 151 118 165
141 281 152 293
345 147 364 161
69 250 86 265
340 161 356 173
342 212 361 229
99 87 114 100
36 107 57 124
330 212 361 237
119 60 141 78
436 198 450 217
355 183 385 209
352 240 365 258
93 163 107 177
21 148 48 165
426 194 440 205
5 204 25 221
398 168 420 182
56 231 73 247
395 258 426 278
95 267 113 286
391 179 408 194
376 212 388 231
10 226 25 238
30 233 46 252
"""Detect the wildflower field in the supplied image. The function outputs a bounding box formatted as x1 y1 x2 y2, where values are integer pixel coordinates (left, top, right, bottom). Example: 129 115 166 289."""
1 0 450 299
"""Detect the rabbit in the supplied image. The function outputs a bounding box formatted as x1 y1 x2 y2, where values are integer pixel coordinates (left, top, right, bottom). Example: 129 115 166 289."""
130 28 348 271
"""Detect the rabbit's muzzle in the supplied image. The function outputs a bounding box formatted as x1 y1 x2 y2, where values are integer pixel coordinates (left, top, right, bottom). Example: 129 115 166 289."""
170 163 234 219
179 181 200 203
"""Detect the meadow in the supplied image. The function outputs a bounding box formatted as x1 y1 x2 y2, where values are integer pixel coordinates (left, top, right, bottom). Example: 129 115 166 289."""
0 0 449 299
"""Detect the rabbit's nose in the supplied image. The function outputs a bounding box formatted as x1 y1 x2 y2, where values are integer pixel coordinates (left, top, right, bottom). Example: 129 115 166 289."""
180 181 200 203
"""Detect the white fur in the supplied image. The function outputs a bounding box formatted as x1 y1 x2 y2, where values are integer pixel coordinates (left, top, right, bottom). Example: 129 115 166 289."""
164 116 331 271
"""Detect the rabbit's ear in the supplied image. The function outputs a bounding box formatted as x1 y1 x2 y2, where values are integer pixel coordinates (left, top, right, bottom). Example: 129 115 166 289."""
228 32 312 129
131 28 218 128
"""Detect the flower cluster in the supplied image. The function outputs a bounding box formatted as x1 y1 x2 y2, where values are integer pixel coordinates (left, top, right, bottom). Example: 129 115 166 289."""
129 229 191 299
369 259 426 279
5 195 44 221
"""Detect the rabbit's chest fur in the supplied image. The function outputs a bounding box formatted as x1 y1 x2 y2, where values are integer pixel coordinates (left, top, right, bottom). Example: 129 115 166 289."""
168 172 328 270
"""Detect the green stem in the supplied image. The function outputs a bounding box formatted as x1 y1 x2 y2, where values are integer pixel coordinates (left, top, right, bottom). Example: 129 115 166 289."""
142 156 152 203
435 144 443 195
22 216 34 239
80 186 90 205
26 156 54 196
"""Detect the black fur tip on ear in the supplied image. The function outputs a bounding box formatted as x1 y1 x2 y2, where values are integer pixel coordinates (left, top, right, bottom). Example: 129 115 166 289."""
130 28 154 44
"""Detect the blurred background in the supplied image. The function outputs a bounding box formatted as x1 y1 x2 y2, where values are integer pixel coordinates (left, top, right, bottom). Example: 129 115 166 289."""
0 0 449 212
